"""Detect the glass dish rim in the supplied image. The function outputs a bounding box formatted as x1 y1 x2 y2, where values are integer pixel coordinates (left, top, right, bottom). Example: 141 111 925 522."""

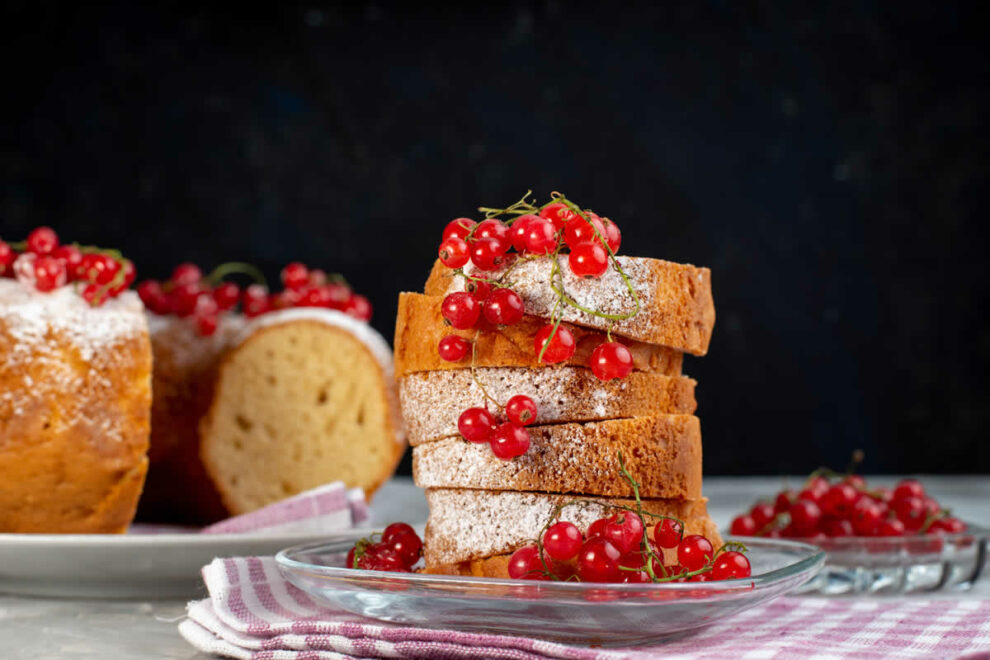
276 535 826 594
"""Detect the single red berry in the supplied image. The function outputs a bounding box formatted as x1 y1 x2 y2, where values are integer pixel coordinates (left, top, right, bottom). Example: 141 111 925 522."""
524 218 558 255
569 241 609 278
821 483 859 518
170 282 203 317
439 237 470 268
387 531 423 567
382 522 417 543
465 278 492 301
789 499 822 534
730 514 757 536
79 254 121 285
438 335 471 362
589 341 633 380
482 287 524 326
505 394 537 426
26 226 59 255
490 423 530 459
893 479 925 502
295 285 329 308
600 512 644 555
539 203 575 232
242 284 270 317
563 215 605 249
469 238 506 271
653 518 683 549
774 490 794 514
13 253 36 286
213 282 241 310
806 475 830 495
441 292 480 329
750 502 776 529
137 280 170 314
171 262 202 287
543 521 583 561
893 495 926 531
343 294 373 321
507 545 546 580
281 262 309 290
458 407 495 443
851 499 882 536
586 518 609 540
873 486 894 503
823 518 854 537
843 475 866 490
877 518 906 537
33 256 66 292
930 517 965 534
80 282 108 306
308 269 328 286
677 535 714 571
510 214 537 252
51 245 83 279
921 497 941 519
797 488 822 504
711 551 751 580
618 552 651 583
474 219 510 252
577 537 621 583
0 241 15 276
194 291 219 317
603 219 621 253
366 546 409 572
323 283 351 308
442 218 476 242
534 324 576 364
195 313 219 336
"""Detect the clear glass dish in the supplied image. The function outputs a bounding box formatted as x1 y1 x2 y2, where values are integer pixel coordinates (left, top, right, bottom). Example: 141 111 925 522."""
789 522 988 595
276 537 824 645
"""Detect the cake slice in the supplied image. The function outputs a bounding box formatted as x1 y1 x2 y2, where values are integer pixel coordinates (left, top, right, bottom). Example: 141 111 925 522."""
422 488 722 568
413 415 702 499
0 280 151 533
395 292 683 378
198 308 405 516
400 367 696 445
423 255 715 355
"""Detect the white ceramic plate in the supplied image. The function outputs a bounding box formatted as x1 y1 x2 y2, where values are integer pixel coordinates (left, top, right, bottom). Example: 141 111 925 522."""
0 478 429 598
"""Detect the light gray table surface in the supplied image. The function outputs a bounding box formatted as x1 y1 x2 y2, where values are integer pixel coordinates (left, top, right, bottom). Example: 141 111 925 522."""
1 476 987 660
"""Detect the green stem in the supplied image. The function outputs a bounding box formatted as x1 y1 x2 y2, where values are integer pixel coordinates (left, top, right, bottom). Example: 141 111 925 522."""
205 262 267 287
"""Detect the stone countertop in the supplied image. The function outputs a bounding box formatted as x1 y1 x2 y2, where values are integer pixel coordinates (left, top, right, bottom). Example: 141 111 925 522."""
1 476 987 660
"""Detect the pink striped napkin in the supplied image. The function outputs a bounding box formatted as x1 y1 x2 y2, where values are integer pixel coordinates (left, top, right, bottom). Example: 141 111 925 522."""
179 556 990 659
200 483 369 535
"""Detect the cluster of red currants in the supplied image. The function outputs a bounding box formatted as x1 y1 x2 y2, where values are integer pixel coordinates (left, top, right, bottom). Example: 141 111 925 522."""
730 475 966 539
138 261 372 336
345 523 423 572
508 512 750 583
456 395 537 461
0 227 135 305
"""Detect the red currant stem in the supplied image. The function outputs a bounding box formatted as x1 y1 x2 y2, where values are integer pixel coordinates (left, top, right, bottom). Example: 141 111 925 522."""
918 509 950 534
469 331 504 412
7 240 27 250
205 262 268 287
478 190 542 220
617 451 667 582
805 467 843 485
550 247 639 322
755 512 789 537
714 541 750 558
845 449 865 477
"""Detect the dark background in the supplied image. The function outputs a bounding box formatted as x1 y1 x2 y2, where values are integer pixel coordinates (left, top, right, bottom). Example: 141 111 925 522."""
4 2 988 475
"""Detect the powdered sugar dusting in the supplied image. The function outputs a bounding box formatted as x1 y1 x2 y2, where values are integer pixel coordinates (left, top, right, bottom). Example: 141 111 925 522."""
148 313 246 370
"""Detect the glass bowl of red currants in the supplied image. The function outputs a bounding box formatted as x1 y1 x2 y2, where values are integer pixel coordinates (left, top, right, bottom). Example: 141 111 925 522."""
276 535 824 645
728 474 988 595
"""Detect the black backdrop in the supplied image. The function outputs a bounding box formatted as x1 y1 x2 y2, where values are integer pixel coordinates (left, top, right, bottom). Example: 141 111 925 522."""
4 2 988 475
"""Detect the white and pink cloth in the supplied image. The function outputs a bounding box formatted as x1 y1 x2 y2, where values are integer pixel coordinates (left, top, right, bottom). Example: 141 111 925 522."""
179 554 990 659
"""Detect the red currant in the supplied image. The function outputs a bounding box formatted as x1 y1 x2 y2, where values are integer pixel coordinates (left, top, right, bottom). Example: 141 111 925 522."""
465 278 492 301
505 394 537 426
539 203 575 232
677 535 714 571
789 500 823 534
851 499 882 536
474 219 510 252
137 280 171 314
797 488 822 504
442 218 476 242
298 285 331 308
343 294 373 321
524 218 558 255
730 514 757 536
441 292 480 329
195 313 219 336
893 479 925 502
618 552 650 583
543 521 582 561
569 241 609 278
79 254 120 285
386 531 423 567
510 214 537 252
363 545 408 572
324 283 352 308
586 518 609 540
438 335 471 362
281 262 309 290
457 407 494 443
490 423 530 459
51 245 83 279
563 215 605 249
507 545 545 580
877 518 906 537
26 226 59 255
893 495 926 531
601 512 644 554
33 256 66 292
534 324 576 364
823 518 854 537
603 219 621 253
438 237 470 268
750 502 776 529
930 517 965 534
109 258 136 295
382 522 417 543
820 483 858 518
589 341 633 380
774 490 794 514
711 551 751 580
171 262 202 287
806 475 830 495
577 537 621 582
653 518 683 549
843 475 866 490
80 283 108 306
482 287 524 326
308 269 328 286
213 282 241 310
0 241 14 276
469 238 506 271
873 486 894 503
242 284 270 317
170 282 203 317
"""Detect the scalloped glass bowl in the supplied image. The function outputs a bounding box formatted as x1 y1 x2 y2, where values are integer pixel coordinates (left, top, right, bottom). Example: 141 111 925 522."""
787 523 988 595
276 537 824 645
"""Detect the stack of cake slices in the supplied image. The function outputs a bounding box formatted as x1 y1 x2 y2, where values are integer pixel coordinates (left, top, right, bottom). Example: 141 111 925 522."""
394 255 719 576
